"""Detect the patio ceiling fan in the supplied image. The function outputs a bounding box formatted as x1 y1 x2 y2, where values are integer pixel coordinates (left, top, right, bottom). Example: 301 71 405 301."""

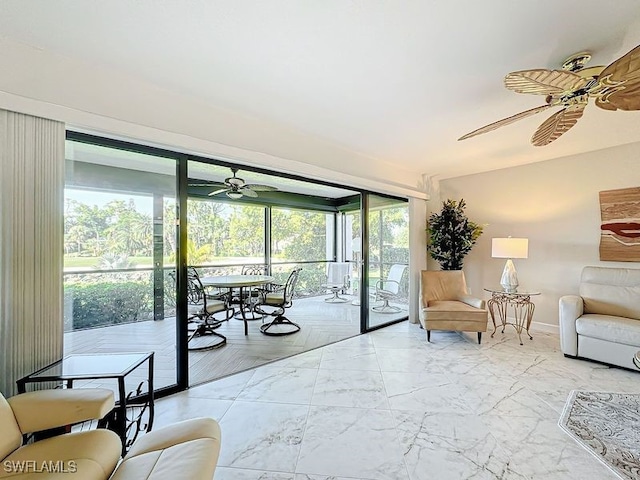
191 168 278 199
458 43 640 146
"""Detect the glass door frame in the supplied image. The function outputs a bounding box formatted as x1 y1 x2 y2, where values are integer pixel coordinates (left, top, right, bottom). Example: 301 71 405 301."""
359 193 410 332
66 131 190 398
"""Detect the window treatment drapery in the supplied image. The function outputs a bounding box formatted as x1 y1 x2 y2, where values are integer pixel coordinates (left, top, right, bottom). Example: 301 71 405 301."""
0 109 64 396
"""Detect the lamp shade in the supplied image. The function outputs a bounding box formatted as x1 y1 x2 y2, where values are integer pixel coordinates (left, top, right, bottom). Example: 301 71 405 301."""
492 238 528 259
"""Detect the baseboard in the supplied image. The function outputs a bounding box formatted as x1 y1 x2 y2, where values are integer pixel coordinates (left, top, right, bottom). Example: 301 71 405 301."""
495 315 559 334
530 321 559 334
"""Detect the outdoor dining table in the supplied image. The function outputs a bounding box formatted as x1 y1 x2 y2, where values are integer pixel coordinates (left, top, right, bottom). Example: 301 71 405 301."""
200 274 274 335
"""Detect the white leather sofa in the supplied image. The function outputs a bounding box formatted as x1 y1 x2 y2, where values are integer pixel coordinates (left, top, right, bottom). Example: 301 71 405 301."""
559 266 640 370
0 388 221 479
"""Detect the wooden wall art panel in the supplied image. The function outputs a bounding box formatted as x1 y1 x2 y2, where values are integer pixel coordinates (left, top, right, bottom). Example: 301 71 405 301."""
599 187 640 262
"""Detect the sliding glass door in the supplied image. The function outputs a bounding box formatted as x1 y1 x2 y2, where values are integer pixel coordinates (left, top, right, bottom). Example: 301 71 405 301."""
63 133 410 392
63 137 179 392
364 194 409 329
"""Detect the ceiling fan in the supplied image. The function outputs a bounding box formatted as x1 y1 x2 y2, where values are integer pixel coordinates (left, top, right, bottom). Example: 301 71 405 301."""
191 168 278 199
458 44 640 146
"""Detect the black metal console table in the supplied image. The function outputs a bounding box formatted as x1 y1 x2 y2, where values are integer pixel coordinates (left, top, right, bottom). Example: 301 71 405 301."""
17 352 154 454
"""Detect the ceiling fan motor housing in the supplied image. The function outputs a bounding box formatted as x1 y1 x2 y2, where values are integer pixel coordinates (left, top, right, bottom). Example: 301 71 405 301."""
562 52 592 72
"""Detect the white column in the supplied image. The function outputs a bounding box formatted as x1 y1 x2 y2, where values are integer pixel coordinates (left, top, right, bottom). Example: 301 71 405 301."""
408 196 428 324
0 109 64 397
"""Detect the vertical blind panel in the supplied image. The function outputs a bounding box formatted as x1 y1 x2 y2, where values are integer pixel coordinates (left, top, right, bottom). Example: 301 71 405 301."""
0 110 64 397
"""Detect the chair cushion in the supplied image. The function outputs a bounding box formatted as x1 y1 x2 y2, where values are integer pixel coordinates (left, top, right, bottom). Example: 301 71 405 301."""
576 314 640 346
0 429 121 479
188 300 226 316
263 292 285 305
423 300 487 322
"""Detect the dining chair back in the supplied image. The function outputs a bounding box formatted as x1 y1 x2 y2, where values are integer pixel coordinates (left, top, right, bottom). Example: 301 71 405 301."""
238 264 270 316
241 264 268 275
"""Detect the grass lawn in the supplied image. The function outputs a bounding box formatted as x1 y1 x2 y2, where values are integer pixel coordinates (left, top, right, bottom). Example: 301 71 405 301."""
63 256 267 270
64 256 159 268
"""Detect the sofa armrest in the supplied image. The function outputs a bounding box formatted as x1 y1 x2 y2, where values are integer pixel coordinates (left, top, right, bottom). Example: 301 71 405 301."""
559 295 583 356
456 294 486 310
7 388 114 434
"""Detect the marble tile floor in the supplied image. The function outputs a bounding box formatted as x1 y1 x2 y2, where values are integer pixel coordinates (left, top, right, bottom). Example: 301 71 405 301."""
64 294 408 390
154 321 640 479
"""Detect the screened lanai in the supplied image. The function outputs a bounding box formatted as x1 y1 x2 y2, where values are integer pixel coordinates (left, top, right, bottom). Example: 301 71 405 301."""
63 133 409 392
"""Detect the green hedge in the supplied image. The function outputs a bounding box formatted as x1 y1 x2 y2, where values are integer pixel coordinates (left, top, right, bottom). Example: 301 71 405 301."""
64 282 152 331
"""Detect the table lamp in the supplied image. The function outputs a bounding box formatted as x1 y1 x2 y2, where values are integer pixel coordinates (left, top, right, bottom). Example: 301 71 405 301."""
492 237 528 292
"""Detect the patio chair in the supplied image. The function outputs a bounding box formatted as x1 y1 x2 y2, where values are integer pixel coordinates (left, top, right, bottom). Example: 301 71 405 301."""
185 268 234 350
241 264 268 276
373 264 407 313
255 267 302 336
322 262 351 302
235 264 269 319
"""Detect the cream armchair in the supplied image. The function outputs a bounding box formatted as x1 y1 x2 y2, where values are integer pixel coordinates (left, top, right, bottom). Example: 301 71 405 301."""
0 388 221 479
419 270 488 344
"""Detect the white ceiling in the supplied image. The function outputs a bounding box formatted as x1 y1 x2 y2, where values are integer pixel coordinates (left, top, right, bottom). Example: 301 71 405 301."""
2 0 640 179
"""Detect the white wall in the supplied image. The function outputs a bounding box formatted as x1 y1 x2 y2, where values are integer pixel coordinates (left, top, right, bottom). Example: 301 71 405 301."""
437 141 640 330
0 37 426 200
0 37 432 341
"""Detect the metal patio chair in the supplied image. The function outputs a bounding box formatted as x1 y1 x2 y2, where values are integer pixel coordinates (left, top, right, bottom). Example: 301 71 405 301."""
254 267 302 336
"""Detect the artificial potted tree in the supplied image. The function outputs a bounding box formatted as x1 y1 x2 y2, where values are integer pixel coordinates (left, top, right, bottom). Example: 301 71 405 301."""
427 199 483 270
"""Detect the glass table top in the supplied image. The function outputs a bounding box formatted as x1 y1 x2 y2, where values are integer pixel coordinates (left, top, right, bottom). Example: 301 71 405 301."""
484 287 540 296
24 352 152 380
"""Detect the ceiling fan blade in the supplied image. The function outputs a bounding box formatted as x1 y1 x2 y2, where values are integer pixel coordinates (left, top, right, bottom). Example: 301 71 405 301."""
531 103 586 146
239 187 259 198
245 184 278 192
505 69 587 95
458 104 551 141
208 187 230 197
595 44 640 111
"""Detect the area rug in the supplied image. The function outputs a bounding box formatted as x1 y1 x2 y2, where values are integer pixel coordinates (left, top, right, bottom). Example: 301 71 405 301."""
559 390 640 480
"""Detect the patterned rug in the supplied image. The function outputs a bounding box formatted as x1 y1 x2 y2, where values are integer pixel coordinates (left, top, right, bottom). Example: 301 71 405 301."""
559 391 640 480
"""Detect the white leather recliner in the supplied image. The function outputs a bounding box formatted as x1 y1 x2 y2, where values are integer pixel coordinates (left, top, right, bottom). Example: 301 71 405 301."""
559 266 640 370
0 388 221 479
